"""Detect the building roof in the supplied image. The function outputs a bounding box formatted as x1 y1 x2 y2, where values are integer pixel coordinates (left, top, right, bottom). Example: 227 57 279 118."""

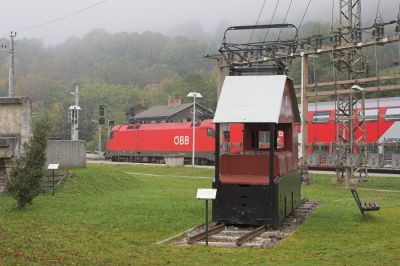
134 102 212 120
213 75 300 123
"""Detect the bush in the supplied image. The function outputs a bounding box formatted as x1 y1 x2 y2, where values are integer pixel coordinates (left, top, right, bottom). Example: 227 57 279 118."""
6 120 48 208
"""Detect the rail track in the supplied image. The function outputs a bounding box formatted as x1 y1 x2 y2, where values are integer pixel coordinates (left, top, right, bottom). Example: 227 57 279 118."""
179 199 319 248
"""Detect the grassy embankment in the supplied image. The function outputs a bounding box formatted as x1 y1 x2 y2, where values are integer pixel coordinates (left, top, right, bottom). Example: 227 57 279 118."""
0 164 399 265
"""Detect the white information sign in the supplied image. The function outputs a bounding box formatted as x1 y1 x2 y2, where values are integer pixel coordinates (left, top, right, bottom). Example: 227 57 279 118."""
196 188 217 200
48 164 60 170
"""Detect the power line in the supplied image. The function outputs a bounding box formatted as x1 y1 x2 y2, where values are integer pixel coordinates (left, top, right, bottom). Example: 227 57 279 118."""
298 0 313 33
15 0 111 32
277 0 293 40
249 0 268 43
263 0 281 41
375 0 383 23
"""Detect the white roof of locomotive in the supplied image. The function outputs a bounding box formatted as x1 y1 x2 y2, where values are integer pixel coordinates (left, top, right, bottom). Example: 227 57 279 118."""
213 75 296 123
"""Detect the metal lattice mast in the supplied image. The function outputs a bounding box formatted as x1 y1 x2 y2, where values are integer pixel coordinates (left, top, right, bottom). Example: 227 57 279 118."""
333 0 368 183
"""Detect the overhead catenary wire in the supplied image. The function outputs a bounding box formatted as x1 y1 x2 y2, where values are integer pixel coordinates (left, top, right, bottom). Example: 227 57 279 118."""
277 0 294 40
298 0 313 34
249 0 268 43
15 0 111 32
263 0 281 41
375 0 382 23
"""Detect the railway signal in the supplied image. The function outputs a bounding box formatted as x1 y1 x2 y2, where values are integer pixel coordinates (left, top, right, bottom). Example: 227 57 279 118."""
98 105 105 157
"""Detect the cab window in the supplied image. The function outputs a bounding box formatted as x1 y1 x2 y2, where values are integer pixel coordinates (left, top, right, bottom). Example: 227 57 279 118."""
258 131 270 149
207 128 215 137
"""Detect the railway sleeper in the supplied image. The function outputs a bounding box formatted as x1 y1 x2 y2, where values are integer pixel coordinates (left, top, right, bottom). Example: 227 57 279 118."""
183 199 319 248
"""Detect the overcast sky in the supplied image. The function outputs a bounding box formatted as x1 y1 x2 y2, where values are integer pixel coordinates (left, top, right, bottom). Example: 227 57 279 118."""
0 0 398 45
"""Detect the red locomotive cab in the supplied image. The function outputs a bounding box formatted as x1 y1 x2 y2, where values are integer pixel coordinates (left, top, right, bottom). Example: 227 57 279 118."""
212 75 302 227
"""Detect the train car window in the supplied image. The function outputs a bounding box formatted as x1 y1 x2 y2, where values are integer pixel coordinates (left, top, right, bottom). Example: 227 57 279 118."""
222 124 230 141
385 108 400 121
312 111 331 124
127 125 135 130
363 108 379 122
258 131 270 149
207 128 215 137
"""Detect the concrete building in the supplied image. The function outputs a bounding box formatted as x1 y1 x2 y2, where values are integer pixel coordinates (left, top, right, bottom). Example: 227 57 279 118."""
0 97 32 193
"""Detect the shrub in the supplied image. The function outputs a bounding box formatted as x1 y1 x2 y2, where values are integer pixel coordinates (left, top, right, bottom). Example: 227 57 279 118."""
6 120 48 208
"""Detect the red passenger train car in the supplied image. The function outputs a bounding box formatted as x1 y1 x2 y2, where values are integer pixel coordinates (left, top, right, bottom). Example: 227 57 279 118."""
105 119 216 164
307 97 400 157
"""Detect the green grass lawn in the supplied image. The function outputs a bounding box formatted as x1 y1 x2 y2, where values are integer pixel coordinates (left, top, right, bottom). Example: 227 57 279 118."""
1 164 400 265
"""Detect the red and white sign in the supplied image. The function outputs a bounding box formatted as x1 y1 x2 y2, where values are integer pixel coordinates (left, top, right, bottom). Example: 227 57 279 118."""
174 136 190 145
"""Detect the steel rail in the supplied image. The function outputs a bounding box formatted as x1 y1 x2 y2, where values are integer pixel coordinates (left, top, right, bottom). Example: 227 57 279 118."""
187 224 225 244
235 225 268 246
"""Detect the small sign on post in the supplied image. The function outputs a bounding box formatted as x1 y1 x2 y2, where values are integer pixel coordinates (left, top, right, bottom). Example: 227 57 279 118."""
47 164 59 196
196 188 217 246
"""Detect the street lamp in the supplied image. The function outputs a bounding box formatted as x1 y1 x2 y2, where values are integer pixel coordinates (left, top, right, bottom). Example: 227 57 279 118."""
187 91 202 167
351 85 365 92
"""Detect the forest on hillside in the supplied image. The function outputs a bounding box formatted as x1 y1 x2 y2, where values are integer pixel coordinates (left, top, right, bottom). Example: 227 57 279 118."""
0 21 398 150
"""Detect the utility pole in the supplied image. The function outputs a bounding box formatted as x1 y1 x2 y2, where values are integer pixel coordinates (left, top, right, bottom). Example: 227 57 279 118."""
69 86 81 141
98 124 102 157
300 53 309 185
8 31 16 97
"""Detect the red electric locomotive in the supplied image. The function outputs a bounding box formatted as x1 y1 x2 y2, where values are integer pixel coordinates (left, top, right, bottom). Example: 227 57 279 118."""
105 119 216 164
212 75 301 227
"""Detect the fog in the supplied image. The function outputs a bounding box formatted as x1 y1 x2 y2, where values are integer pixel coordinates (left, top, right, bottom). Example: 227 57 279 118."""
0 0 398 44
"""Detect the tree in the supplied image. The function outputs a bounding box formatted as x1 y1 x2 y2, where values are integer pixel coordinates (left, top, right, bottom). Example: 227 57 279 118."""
6 120 48 208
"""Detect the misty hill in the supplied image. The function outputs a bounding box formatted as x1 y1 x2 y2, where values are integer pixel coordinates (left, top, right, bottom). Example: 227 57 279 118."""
0 29 219 149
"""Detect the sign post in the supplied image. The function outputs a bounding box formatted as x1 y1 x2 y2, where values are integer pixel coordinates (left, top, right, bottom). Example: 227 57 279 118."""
196 188 217 246
47 164 59 196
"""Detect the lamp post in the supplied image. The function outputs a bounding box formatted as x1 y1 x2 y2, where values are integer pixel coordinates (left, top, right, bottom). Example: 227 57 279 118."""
187 92 202 167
